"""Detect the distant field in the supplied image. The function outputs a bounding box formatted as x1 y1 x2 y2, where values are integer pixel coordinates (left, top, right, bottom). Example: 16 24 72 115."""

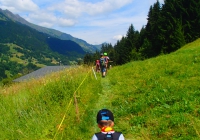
5 43 56 67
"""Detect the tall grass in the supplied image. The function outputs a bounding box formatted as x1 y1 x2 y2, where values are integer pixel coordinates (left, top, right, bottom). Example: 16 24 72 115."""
0 66 102 139
0 39 200 139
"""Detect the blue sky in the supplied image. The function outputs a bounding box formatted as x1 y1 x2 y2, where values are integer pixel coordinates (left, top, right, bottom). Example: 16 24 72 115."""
0 0 163 45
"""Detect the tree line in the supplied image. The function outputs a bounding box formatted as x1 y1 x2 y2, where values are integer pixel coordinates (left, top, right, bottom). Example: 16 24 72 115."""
84 0 200 65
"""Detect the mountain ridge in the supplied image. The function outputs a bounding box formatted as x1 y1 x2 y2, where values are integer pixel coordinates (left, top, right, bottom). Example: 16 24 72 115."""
0 8 101 52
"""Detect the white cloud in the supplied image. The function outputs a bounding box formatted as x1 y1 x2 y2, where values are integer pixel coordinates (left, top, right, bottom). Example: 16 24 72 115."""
38 22 53 28
25 11 76 27
29 12 56 22
47 0 133 18
57 18 76 27
47 0 83 18
0 0 39 12
113 35 124 40
84 0 133 15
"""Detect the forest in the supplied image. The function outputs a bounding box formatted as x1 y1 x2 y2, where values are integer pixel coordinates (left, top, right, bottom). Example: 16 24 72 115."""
84 0 200 65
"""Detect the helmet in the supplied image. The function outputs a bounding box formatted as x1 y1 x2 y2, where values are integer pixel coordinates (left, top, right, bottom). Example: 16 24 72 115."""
104 52 107 56
100 53 104 56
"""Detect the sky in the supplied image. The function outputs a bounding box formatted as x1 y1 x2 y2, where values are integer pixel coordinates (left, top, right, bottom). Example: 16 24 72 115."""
0 0 163 45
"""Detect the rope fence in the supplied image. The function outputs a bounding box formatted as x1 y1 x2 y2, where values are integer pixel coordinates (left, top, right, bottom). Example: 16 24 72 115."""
53 68 92 139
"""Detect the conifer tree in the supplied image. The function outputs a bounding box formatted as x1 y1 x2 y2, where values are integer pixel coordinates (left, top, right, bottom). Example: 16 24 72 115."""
143 1 162 57
114 37 126 65
119 24 140 63
163 0 200 43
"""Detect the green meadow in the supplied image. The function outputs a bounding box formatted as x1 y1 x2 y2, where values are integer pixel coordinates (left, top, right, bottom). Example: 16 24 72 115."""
0 39 200 139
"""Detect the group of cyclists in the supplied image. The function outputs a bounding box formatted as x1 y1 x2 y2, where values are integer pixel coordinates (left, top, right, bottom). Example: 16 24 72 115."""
95 52 110 77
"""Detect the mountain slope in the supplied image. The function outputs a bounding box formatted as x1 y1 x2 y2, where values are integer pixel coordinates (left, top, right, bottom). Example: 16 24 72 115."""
0 11 86 81
47 37 85 55
0 8 100 52
0 11 85 57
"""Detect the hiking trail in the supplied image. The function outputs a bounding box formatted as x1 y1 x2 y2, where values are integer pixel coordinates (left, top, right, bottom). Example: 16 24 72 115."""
99 75 113 107
92 74 113 132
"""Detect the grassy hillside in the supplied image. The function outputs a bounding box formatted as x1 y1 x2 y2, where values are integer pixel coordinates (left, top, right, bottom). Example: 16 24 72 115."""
0 39 200 139
5 43 46 66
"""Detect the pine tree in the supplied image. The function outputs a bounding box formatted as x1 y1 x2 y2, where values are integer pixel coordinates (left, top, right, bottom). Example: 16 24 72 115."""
114 37 126 65
144 1 162 57
163 0 200 43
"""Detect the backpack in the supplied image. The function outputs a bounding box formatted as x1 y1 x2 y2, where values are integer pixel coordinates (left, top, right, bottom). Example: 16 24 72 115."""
96 60 100 65
105 56 109 62
95 132 122 140
100 57 106 67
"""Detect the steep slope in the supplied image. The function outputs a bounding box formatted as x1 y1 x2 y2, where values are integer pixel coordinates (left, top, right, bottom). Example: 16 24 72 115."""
0 12 85 58
47 37 85 55
106 39 200 139
0 8 100 52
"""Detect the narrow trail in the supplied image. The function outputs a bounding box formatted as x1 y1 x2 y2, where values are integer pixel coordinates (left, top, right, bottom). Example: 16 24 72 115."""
92 73 113 132
97 75 112 109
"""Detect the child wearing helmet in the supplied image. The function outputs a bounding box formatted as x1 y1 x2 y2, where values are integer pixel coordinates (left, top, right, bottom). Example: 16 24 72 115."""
92 109 125 140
